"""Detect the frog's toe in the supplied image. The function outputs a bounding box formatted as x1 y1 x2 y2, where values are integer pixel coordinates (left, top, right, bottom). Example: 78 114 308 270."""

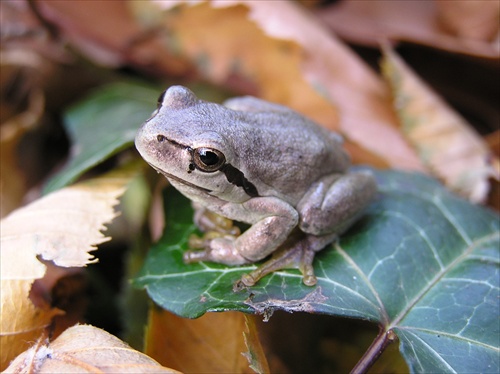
301 263 317 286
183 249 210 263
299 248 318 286
234 238 322 290
188 230 230 250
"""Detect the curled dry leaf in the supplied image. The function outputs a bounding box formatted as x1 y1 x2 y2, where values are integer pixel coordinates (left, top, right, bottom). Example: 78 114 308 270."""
242 314 270 374
0 163 137 370
5 324 179 373
145 309 259 373
381 46 498 203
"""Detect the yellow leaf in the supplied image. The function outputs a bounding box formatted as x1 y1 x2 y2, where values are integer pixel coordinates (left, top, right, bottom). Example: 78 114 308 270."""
382 46 498 202
4 324 179 373
0 163 138 370
0 279 62 372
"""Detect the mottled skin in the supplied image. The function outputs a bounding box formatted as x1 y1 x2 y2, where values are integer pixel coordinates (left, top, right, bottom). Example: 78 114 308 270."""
135 86 376 287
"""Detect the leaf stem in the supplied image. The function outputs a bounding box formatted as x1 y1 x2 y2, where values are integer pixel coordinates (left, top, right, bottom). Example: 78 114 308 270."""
351 328 397 374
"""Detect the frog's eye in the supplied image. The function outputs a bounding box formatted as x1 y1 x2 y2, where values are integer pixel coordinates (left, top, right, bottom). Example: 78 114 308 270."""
193 148 226 172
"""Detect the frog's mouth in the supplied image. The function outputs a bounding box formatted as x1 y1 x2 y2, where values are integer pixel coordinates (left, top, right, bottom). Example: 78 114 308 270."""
148 163 213 194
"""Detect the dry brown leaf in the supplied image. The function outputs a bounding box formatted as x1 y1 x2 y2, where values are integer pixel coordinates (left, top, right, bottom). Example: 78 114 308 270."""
0 164 137 370
35 0 189 74
145 0 421 170
4 324 179 373
139 1 339 126
145 309 259 373
318 0 499 58
381 46 498 202
436 0 500 42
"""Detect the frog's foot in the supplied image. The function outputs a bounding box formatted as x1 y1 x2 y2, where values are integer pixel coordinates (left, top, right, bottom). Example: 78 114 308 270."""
234 243 315 291
188 230 226 250
233 233 337 291
184 236 249 266
193 206 241 236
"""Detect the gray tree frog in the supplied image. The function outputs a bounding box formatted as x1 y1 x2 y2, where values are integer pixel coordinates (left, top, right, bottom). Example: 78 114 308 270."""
135 86 376 288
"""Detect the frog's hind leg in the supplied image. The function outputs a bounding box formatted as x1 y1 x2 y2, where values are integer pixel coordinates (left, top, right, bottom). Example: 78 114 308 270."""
297 171 377 237
233 231 336 291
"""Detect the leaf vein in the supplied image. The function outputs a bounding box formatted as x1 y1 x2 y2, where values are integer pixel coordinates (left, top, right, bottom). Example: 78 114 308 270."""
390 231 500 328
398 326 500 351
399 330 457 372
432 195 472 245
335 244 389 325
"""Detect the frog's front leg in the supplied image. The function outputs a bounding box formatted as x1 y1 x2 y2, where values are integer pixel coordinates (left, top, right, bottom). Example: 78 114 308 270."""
184 197 298 266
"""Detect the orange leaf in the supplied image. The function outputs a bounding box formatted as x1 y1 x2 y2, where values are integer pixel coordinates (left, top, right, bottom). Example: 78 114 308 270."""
145 309 262 373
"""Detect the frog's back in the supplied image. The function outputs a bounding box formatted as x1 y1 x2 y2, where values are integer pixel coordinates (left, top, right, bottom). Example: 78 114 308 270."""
232 109 351 205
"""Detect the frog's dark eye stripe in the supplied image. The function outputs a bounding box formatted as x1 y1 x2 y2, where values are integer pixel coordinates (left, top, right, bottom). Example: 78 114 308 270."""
155 135 186 149
220 164 259 197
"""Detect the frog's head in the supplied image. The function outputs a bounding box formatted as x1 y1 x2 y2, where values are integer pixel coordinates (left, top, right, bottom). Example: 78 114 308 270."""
135 86 256 202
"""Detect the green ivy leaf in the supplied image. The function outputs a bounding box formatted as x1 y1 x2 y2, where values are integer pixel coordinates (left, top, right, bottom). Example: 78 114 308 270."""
43 82 159 194
134 170 499 373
